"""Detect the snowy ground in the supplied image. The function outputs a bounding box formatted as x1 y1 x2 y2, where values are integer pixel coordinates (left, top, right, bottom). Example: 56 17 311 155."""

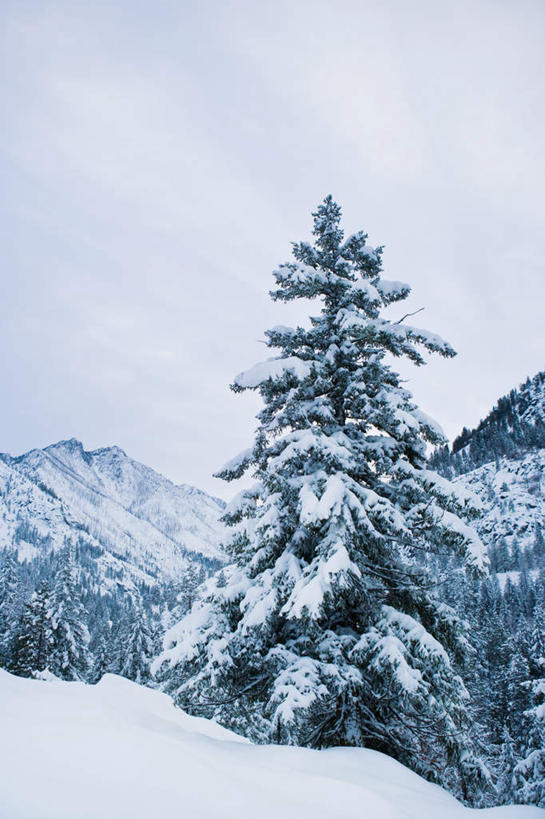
0 670 542 819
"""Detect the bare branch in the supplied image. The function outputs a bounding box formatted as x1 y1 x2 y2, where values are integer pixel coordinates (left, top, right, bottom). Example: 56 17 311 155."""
394 307 425 325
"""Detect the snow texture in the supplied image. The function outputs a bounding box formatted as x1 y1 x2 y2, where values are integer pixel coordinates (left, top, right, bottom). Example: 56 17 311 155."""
0 670 540 819
234 357 313 389
456 450 545 555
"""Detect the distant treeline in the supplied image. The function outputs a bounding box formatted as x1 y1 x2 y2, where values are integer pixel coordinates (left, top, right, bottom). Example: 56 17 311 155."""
430 372 545 477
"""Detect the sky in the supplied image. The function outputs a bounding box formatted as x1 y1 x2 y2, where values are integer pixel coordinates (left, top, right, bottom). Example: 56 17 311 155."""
2 0 544 498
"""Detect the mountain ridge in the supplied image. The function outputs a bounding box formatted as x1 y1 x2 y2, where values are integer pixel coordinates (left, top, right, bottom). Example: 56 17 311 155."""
426 369 545 558
430 371 545 478
0 438 226 587
3 438 225 505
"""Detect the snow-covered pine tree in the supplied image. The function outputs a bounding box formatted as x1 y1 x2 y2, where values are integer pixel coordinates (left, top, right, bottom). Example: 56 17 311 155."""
505 633 531 745
91 634 112 683
119 595 154 685
165 565 208 629
496 727 518 805
514 671 545 807
512 604 545 807
534 526 545 563
155 197 487 797
459 576 507 752
11 580 55 677
50 545 90 681
529 605 545 678
0 549 22 668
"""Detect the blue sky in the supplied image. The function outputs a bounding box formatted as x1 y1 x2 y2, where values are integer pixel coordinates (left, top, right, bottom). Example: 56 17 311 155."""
2 0 544 496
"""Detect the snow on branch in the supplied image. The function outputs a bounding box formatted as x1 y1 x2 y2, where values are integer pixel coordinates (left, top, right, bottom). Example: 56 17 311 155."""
215 448 254 481
233 357 313 390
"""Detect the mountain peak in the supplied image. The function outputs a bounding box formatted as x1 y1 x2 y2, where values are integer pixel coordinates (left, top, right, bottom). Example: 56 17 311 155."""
89 444 127 458
0 438 226 585
45 438 85 454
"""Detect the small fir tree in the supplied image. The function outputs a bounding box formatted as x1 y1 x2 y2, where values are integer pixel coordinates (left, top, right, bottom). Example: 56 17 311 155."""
514 681 545 808
91 633 113 683
504 644 531 744
534 526 545 564
50 545 90 680
0 549 22 667
11 581 55 677
513 602 545 808
529 605 545 677
119 596 154 685
496 727 518 805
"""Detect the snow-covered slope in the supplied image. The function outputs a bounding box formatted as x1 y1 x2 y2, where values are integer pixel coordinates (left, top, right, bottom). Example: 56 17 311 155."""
0 439 225 585
456 450 545 553
429 372 545 562
0 670 540 819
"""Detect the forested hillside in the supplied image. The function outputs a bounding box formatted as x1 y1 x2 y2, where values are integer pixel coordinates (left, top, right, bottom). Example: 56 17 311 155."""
0 440 225 687
430 372 545 477
430 373 545 807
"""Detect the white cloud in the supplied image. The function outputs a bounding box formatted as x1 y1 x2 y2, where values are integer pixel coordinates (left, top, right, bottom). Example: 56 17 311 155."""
2 0 544 495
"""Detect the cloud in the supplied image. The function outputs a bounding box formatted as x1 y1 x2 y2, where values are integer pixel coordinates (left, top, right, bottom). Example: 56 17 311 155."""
2 0 544 496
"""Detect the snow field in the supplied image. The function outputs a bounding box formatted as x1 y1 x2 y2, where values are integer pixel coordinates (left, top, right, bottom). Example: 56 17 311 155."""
0 670 542 819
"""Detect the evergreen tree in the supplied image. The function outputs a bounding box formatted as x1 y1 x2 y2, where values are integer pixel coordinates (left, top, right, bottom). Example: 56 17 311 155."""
0 549 22 667
513 601 545 808
530 605 545 678
496 728 518 805
495 538 511 573
470 592 509 745
119 595 154 684
11 581 55 677
518 567 535 617
514 681 545 808
155 198 487 798
91 633 112 683
504 643 531 744
502 578 523 632
171 565 206 621
534 526 545 564
50 545 90 680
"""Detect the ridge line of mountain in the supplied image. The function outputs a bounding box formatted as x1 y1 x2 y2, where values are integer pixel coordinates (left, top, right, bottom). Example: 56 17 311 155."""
2 438 225 506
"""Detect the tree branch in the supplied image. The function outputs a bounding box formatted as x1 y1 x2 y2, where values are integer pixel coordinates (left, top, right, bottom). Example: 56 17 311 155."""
394 307 425 325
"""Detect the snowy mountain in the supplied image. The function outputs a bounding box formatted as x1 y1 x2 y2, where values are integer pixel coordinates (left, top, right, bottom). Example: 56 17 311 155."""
430 371 545 562
456 450 545 557
0 439 225 587
432 371 545 478
0 669 540 819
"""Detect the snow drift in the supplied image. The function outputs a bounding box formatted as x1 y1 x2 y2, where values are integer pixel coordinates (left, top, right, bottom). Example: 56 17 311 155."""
0 670 541 818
